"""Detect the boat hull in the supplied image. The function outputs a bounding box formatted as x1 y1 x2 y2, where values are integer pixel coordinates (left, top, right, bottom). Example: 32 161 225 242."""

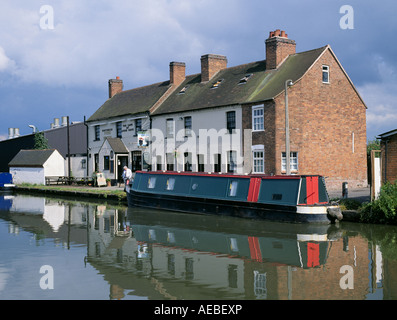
127 189 338 224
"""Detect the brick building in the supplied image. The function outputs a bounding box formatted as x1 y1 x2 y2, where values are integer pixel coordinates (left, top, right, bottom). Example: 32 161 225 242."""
378 129 397 184
87 29 368 191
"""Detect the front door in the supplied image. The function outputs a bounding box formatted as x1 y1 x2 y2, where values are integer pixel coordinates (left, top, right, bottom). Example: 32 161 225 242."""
117 155 128 183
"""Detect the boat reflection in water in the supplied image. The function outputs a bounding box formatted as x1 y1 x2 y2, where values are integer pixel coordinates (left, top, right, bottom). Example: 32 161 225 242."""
87 207 349 300
1 194 393 300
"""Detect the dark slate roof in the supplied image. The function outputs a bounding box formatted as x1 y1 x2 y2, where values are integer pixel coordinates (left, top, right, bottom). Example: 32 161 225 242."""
8 149 59 167
105 137 128 153
87 81 171 122
378 129 397 138
152 46 328 115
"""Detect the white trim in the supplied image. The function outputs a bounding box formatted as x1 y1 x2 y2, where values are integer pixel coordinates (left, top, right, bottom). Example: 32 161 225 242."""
296 205 339 215
88 122 107 127
251 144 264 151
297 234 329 242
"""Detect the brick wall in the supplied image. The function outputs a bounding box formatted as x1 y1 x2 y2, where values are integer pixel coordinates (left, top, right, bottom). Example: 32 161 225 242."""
381 133 397 184
265 35 296 70
242 48 367 191
200 54 228 82
242 100 276 174
273 48 367 191
108 77 123 98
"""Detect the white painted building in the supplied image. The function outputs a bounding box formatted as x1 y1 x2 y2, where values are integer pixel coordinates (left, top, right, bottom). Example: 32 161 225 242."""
9 149 65 185
86 76 177 182
150 105 244 173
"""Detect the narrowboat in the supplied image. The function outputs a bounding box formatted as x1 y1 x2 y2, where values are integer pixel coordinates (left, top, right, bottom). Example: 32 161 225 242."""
126 171 343 224
0 172 15 192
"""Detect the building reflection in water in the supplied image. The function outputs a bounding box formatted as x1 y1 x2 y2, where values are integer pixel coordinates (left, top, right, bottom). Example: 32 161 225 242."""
1 194 397 300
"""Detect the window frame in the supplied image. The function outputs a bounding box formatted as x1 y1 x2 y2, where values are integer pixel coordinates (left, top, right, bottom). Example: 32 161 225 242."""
281 151 298 173
166 118 174 138
135 119 142 135
252 105 264 132
94 125 100 141
116 121 122 138
322 65 329 84
184 116 192 137
252 149 265 173
103 155 110 171
226 111 236 134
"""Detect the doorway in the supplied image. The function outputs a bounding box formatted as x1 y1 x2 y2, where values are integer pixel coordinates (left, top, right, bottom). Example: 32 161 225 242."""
131 151 142 172
117 155 128 184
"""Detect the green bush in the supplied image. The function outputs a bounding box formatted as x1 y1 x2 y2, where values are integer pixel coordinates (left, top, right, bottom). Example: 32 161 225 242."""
360 181 397 224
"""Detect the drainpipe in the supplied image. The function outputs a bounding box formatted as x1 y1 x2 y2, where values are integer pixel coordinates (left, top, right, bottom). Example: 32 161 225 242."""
384 139 388 183
84 116 89 178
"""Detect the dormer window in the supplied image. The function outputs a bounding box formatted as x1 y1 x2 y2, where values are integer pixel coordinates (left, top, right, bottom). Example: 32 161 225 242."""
211 79 223 89
238 74 253 85
322 65 329 83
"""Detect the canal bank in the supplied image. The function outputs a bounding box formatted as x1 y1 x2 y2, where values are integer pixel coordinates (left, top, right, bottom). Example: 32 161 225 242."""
11 184 371 222
14 184 127 205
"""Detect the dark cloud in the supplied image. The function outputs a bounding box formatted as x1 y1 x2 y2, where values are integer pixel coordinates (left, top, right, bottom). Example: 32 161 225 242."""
0 0 396 140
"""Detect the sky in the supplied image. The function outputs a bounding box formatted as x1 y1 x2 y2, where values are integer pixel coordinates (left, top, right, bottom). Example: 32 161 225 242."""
0 0 396 141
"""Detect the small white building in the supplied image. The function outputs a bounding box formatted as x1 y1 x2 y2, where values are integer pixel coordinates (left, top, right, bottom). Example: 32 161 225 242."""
9 149 65 185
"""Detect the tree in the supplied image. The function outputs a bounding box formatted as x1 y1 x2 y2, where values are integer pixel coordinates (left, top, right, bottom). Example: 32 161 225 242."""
34 131 49 150
367 137 380 155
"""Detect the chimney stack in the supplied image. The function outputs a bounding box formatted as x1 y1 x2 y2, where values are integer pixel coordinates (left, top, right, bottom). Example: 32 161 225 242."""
8 128 14 139
108 76 123 98
200 54 227 82
169 62 186 87
13 128 20 138
265 29 296 70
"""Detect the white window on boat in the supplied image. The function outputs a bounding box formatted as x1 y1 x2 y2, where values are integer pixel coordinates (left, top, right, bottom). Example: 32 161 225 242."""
229 180 238 197
252 105 264 131
229 238 239 252
148 177 156 189
281 152 298 173
253 150 264 173
166 177 175 190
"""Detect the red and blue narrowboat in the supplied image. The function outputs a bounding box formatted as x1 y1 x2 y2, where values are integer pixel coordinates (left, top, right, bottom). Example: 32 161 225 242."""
126 171 342 224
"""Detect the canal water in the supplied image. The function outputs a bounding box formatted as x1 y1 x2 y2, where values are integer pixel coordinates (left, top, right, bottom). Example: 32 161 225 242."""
1 192 397 300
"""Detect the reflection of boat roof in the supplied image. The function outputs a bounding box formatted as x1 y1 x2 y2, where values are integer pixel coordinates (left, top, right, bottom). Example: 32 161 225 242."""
128 208 336 268
127 207 334 238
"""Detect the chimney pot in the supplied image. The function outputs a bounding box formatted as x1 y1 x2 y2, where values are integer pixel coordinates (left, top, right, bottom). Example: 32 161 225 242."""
281 30 286 37
274 29 281 37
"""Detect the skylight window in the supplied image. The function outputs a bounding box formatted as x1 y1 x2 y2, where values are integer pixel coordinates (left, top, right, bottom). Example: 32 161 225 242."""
238 74 253 85
211 79 224 89
178 85 189 94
